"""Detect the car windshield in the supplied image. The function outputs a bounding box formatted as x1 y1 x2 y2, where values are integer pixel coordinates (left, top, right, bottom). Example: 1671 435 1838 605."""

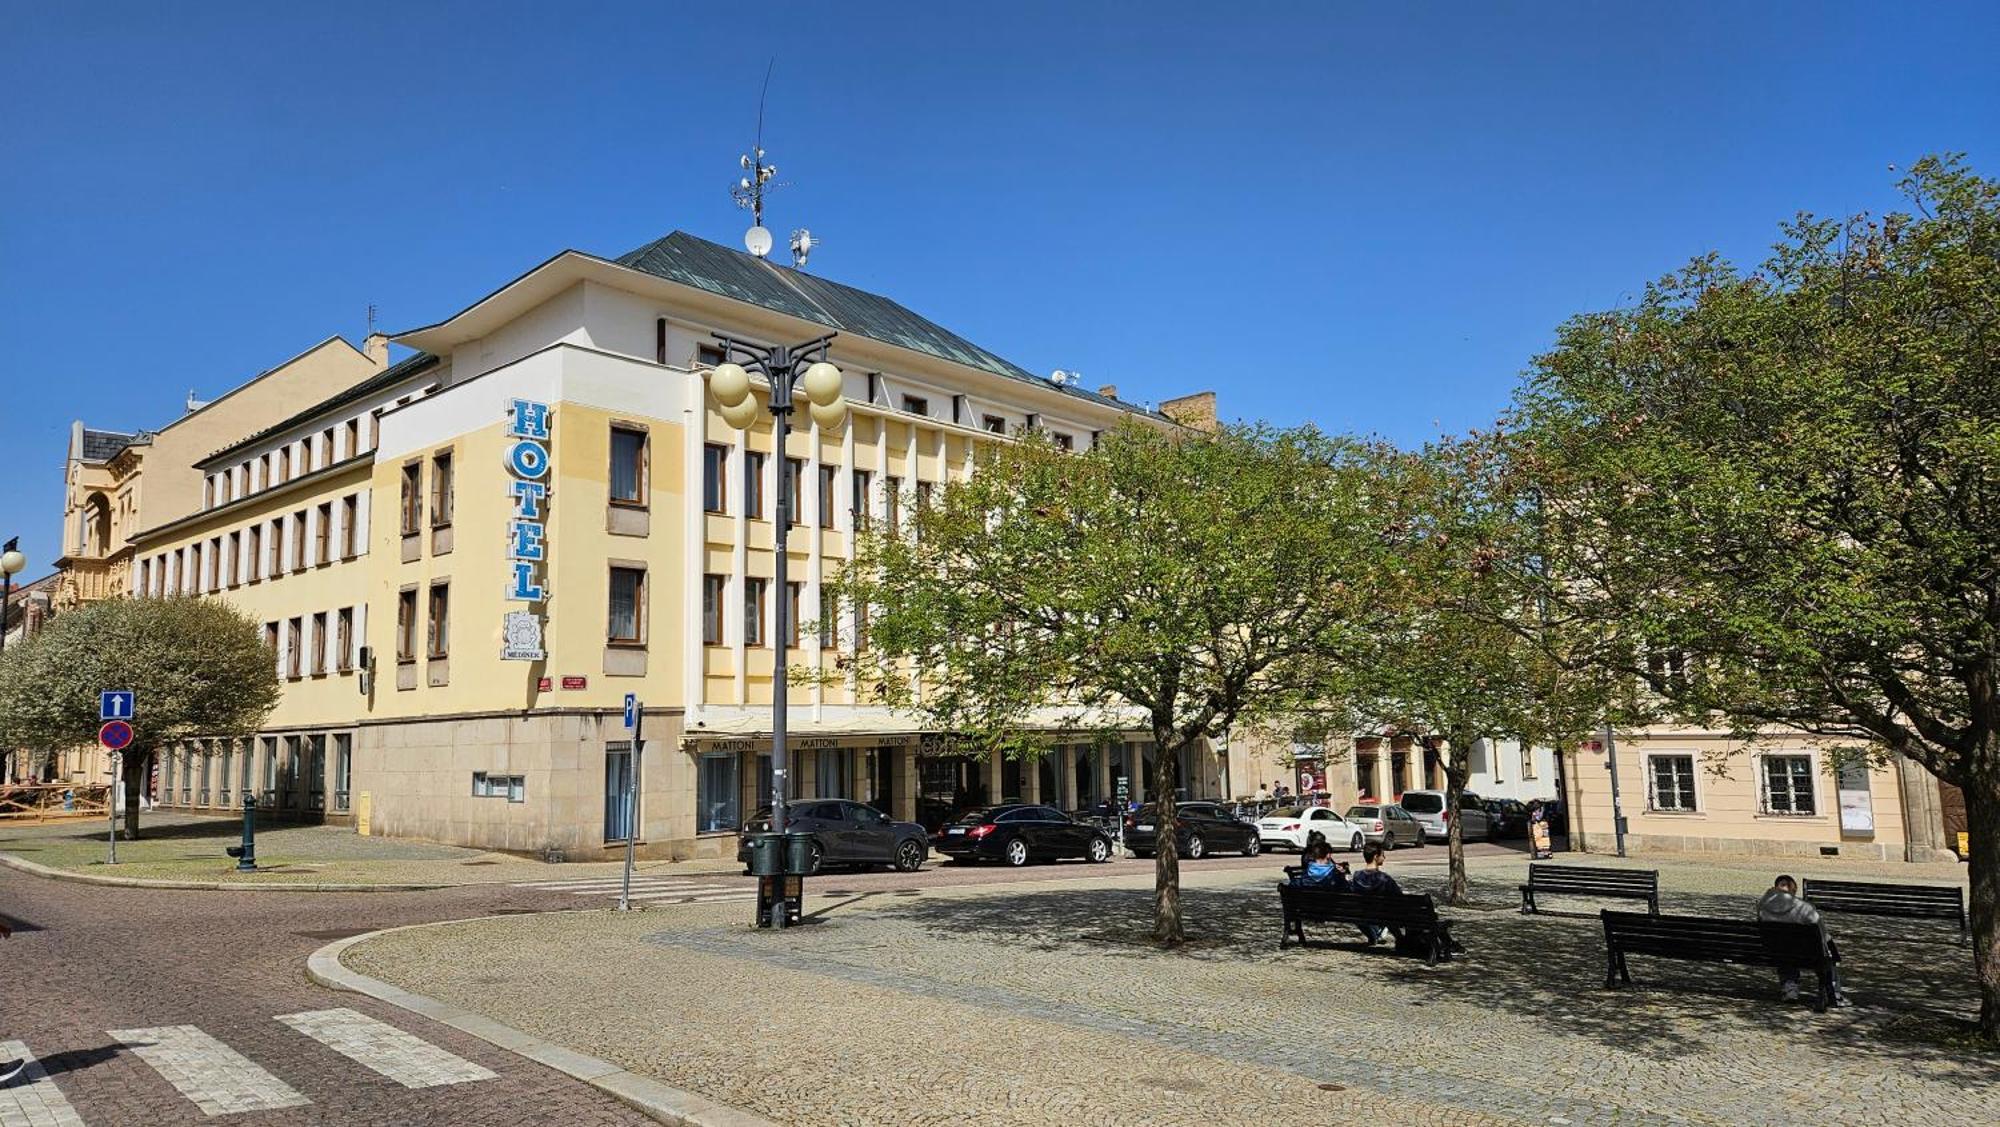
1346 806 1379 818
1400 793 1444 814
1267 807 1306 818
953 807 1015 824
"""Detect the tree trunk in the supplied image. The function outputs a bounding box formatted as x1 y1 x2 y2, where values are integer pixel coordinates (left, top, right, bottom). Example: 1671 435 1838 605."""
1443 737 1470 906
121 752 149 841
1966 779 2000 1041
1151 739 1183 946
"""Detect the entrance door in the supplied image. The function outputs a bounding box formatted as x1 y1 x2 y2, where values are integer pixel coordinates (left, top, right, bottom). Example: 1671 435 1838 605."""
1940 779 1969 857
605 745 634 843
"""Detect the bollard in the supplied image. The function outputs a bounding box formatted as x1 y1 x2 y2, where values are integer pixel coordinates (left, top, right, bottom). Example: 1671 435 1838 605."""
226 795 258 871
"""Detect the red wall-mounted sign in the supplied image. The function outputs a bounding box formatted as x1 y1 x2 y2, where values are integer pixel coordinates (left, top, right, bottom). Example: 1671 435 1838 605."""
560 676 588 690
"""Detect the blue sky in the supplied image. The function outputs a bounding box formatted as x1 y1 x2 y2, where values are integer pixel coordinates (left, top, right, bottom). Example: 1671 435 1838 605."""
3 1 1996 571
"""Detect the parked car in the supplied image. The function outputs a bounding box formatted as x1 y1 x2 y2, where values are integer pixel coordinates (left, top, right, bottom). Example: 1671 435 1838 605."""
1255 806 1367 853
932 804 1115 867
1125 801 1262 860
737 800 930 874
1344 803 1426 849
1399 789 1491 843
1483 797 1529 839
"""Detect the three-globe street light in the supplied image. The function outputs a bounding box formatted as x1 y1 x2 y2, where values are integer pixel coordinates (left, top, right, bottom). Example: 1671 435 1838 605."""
706 332 848 929
0 538 26 657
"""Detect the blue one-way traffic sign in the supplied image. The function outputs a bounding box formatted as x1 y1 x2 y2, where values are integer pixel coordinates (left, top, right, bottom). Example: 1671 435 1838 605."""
100 690 135 721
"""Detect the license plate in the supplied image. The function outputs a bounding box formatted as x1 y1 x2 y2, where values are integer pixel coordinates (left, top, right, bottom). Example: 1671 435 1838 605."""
1137 824 1154 831
947 827 965 835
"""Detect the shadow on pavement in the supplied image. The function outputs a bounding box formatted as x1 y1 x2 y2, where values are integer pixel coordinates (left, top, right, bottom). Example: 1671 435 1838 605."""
33 1045 122 1081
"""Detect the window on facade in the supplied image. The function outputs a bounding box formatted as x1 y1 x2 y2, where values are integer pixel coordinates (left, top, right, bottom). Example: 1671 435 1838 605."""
855 599 870 652
431 451 454 526
278 446 291 483
815 748 849 798
226 532 241 587
286 617 303 679
851 469 872 530
703 444 729 513
341 495 358 557
247 526 262 581
345 418 360 459
743 577 768 647
315 502 333 564
291 511 307 570
333 733 352 812
203 478 215 509
785 581 803 647
266 522 282 577
610 427 647 505
320 428 335 468
697 752 740 833
263 621 278 655
702 575 726 645
885 478 902 534
396 589 418 663
902 394 929 417
744 451 767 520
219 744 233 805
696 343 726 368
208 538 222 592
307 734 326 809
336 607 353 671
819 590 837 649
817 465 837 527
1521 747 1537 779
310 612 328 675
784 457 804 526
1053 432 1074 451
427 582 450 659
400 462 422 534
1647 754 1697 812
198 746 211 805
261 736 278 803
1761 755 1816 815
982 414 1006 435
609 566 645 644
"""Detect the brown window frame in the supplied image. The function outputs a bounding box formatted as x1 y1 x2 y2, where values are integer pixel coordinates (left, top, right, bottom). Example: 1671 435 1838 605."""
609 426 649 507
396 588 418 664
315 502 333 565
340 495 359 558
608 566 646 645
743 450 767 521
430 450 455 527
701 574 726 645
743 577 768 647
784 457 805 526
335 607 353 672
703 444 729 514
400 461 422 535
817 465 837 527
310 612 328 675
426 581 450 660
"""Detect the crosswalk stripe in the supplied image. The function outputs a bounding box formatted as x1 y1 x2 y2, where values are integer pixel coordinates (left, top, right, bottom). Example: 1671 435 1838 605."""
277 1007 495 1090
513 877 724 890
110 1025 309 1116
0 1040 86 1127
630 889 757 902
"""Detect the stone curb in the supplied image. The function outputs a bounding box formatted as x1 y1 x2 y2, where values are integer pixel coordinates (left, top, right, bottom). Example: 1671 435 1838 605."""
0 850 445 892
306 915 779 1127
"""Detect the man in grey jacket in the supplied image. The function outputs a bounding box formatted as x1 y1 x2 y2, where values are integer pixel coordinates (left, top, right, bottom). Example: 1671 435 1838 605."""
1757 875 1848 1005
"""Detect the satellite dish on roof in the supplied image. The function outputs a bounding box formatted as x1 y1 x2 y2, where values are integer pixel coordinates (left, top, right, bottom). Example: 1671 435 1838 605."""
744 225 773 258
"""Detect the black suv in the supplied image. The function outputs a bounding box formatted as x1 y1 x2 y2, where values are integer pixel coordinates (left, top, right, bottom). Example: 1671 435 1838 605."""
1124 801 1261 860
737 800 930 873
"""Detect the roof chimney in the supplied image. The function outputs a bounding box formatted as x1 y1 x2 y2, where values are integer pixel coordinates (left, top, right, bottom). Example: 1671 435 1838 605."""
1097 384 1118 400
1159 391 1218 433
364 333 390 371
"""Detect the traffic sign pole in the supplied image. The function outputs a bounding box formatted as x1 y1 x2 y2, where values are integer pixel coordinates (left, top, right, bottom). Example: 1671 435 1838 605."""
98 691 136 863
619 698 642 912
108 753 120 864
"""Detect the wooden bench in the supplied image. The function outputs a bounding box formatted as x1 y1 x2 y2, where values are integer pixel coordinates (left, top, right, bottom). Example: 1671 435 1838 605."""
1277 882 1458 965
1601 910 1837 1011
1801 878 1967 943
1520 863 1659 914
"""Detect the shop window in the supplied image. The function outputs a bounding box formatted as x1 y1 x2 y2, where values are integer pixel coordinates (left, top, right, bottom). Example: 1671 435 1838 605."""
333 734 352 812
697 752 740 833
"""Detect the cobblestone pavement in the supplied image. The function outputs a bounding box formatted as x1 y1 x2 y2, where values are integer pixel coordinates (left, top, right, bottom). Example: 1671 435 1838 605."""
0 867 651 1125
348 856 1991 1127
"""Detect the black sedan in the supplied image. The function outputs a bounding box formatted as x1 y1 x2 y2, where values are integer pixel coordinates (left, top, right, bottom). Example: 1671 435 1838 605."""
932 804 1115 867
1484 798 1529 839
737 800 930 873
1124 801 1262 860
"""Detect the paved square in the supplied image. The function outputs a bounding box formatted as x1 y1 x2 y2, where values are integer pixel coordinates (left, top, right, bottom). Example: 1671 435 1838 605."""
0 1040 87 1127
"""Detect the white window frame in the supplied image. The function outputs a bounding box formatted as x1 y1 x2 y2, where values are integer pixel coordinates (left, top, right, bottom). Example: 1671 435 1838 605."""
1758 752 1819 817
1643 752 1700 813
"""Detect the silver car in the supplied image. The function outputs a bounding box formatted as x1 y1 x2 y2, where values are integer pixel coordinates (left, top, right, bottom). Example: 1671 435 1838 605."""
1343 803 1427 850
1398 789 1491 843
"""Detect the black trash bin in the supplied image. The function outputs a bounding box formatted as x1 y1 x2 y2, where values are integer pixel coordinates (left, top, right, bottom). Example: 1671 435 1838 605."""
783 831 819 875
745 832 784 877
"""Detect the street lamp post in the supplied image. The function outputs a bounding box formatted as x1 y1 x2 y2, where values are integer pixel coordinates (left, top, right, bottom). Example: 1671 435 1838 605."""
706 332 848 929
0 538 25 657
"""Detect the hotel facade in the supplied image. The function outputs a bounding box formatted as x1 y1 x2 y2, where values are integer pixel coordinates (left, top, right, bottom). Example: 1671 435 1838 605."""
56 232 1222 858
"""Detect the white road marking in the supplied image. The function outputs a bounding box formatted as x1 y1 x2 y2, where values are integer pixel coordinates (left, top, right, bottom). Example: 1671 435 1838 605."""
110 1025 309 1116
0 1040 86 1127
276 1008 495 1090
511 876 728 890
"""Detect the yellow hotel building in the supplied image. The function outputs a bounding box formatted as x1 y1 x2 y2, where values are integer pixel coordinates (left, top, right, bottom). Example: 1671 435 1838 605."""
113 232 1217 858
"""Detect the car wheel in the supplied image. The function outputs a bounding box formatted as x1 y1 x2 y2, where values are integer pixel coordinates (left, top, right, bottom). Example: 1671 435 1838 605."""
1186 835 1206 860
1004 838 1030 867
1382 831 1396 850
1241 833 1261 857
893 839 925 873
1414 832 1427 848
1349 833 1364 852
1087 836 1111 863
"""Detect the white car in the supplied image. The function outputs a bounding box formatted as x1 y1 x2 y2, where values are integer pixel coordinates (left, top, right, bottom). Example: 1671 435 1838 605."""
1255 806 1366 853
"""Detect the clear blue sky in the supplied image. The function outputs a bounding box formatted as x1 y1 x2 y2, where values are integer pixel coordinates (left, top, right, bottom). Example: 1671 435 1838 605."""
3 1 1996 572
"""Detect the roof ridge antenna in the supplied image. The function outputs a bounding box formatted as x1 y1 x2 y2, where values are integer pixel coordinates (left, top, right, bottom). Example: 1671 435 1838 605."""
731 60 785 258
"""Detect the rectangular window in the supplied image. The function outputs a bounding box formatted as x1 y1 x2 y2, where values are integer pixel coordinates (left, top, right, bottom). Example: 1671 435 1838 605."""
320 428 335 468
431 451 454 526
1053 432 1074 451
815 748 849 798
345 418 360 458
785 581 803 647
226 532 241 587
278 446 291 483
1647 754 1698 813
702 575 726 645
697 343 726 368
610 427 647 505
916 480 933 515
608 566 645 644
885 478 902 534
396 589 418 662
784 457 805 526
219 744 233 805
817 465 837 527
982 414 1006 435
267 521 282 576
851 469 872 530
291 511 307 570
604 747 636 841
307 734 326 810
902 394 929 417
336 607 353 671
427 582 450 659
1762 755 1817 815
703 444 729 513
341 495 358 557
333 733 352 812
744 451 767 520
1521 747 1537 779
819 590 837 649
400 462 422 534
743 577 768 647
310 612 328 675
286 617 303 679
198 747 211 806
696 752 740 833
315 502 333 564
263 621 278 654
261 736 277 805
247 526 262 581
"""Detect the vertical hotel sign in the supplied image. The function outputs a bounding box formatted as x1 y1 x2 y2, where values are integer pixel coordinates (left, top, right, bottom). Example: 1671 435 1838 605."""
501 398 551 661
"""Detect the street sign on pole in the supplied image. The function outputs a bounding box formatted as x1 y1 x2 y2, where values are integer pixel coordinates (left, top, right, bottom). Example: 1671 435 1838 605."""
623 692 638 731
98 720 134 752
100 690 135 721
619 700 642 911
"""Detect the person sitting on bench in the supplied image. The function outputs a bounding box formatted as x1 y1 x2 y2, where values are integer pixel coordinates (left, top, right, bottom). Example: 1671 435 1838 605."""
1757 874 1849 1006
1350 842 1402 945
1291 840 1350 889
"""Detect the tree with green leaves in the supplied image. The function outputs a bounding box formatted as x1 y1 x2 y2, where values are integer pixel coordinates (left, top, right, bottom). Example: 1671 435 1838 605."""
0 596 281 840
1510 155 2000 1037
830 423 1388 944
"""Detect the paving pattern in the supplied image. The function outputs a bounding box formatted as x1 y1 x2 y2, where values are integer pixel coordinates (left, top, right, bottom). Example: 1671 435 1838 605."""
274 1009 495 1090
109 1025 310 1116
509 873 757 905
0 1041 86 1127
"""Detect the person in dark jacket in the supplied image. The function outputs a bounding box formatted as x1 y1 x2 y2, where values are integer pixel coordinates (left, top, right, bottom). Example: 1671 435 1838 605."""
1758 875 1849 1005
1291 840 1349 889
1350 842 1401 944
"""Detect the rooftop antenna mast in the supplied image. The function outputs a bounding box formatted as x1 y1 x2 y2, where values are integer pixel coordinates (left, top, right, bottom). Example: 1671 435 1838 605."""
366 303 378 336
731 60 783 258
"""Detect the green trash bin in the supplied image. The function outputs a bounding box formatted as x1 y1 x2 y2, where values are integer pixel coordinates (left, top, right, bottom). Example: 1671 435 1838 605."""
783 831 819 875
746 832 784 877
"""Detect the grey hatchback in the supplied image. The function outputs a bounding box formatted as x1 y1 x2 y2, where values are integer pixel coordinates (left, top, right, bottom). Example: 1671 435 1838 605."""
737 800 929 873
1343 803 1427 850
